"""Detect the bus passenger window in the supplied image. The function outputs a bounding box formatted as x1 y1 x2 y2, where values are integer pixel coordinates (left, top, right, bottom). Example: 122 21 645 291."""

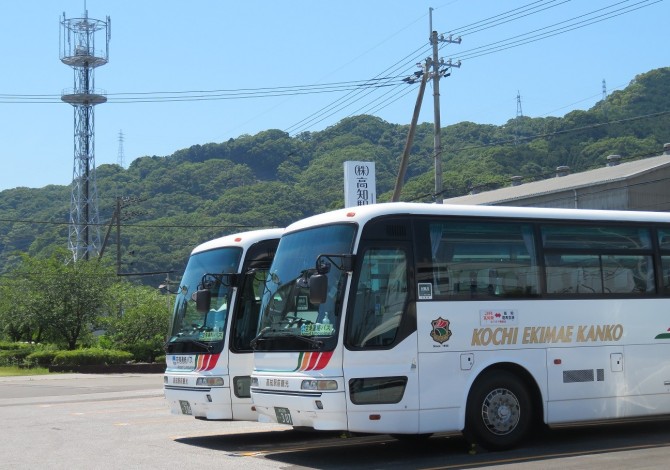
421 220 538 299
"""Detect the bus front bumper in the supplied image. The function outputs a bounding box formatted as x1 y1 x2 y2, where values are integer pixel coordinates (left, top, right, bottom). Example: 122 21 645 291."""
251 389 348 431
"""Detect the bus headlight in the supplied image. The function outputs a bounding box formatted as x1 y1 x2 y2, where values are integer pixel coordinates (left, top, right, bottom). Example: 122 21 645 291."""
301 380 338 391
196 377 224 387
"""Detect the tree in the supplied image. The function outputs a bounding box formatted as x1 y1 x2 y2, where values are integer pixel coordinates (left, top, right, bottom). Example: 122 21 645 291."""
6 249 118 349
101 283 170 362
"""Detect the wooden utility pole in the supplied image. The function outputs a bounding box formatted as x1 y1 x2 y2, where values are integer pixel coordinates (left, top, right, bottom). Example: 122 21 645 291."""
392 64 429 202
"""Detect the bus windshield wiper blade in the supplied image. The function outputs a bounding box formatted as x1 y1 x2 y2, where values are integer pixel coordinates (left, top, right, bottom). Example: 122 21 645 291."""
250 326 270 349
273 331 324 348
190 340 213 352
251 327 324 349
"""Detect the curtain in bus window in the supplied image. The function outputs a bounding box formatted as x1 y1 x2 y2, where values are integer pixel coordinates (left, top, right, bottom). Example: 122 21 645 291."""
662 257 670 294
428 223 453 295
347 249 407 348
430 224 443 259
658 229 670 294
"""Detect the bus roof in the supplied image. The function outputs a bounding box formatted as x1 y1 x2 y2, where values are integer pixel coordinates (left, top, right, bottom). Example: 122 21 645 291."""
284 202 670 234
191 228 283 256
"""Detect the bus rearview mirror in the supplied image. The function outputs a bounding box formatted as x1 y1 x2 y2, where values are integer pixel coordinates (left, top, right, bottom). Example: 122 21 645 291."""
309 273 328 304
193 289 212 313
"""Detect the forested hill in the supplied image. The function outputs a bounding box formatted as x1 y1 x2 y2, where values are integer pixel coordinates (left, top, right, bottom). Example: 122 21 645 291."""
1 67 669 285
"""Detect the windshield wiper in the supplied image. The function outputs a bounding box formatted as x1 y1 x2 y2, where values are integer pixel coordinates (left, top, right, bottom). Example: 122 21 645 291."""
250 326 270 349
280 332 323 348
251 327 323 349
164 337 213 353
190 340 213 352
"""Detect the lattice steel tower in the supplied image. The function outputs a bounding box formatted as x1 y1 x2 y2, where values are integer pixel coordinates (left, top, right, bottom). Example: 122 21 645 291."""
60 10 110 261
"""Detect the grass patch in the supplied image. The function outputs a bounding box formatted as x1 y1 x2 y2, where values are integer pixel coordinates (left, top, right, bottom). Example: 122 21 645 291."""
0 366 51 377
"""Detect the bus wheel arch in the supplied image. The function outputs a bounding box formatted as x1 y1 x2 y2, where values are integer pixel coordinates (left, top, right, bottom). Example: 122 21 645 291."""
464 364 542 451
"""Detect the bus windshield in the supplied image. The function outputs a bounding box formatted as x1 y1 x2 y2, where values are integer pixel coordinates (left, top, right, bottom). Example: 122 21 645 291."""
254 223 356 351
167 246 242 353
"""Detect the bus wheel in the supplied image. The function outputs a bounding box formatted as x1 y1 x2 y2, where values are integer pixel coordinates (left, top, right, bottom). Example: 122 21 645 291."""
465 371 532 451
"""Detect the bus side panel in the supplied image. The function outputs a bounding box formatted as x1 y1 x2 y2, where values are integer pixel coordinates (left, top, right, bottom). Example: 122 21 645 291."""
546 345 624 423
416 351 467 434
620 298 670 416
624 344 670 417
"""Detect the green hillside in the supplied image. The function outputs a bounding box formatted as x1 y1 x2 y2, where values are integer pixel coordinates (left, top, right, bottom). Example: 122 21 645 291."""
1 67 669 286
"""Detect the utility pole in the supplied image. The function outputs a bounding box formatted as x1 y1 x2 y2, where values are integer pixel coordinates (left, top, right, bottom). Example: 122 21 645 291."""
393 63 429 202
429 8 460 203
96 196 144 273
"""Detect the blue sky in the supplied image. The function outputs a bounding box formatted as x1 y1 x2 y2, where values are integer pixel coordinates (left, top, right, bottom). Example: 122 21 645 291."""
0 0 667 191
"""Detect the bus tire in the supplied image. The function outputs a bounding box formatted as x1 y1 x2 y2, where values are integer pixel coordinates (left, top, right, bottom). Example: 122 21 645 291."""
464 371 532 451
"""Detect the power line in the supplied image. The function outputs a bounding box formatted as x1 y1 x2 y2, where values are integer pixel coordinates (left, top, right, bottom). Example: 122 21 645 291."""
447 0 573 36
0 217 276 229
0 77 407 104
0 1 662 135
287 0 662 134
283 43 432 134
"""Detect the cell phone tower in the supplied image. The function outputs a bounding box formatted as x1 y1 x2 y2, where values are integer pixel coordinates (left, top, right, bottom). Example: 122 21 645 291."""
60 9 110 261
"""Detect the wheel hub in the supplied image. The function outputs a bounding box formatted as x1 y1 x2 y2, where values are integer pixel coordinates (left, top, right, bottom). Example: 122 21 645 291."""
482 388 520 435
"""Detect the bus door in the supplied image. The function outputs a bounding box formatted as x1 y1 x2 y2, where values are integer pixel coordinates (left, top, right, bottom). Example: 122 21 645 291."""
228 265 270 421
343 244 420 434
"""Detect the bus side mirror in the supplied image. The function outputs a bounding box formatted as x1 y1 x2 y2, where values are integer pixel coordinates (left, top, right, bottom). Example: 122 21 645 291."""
193 289 212 313
309 273 328 305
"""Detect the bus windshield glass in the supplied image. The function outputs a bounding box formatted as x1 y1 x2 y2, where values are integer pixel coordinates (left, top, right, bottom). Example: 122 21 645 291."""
255 223 356 351
167 247 242 352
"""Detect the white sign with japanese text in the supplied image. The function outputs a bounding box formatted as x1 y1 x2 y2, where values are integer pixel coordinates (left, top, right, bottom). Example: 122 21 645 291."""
344 161 376 207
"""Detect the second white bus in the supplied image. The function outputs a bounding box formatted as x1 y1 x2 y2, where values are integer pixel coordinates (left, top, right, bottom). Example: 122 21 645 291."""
250 202 670 450
164 228 282 420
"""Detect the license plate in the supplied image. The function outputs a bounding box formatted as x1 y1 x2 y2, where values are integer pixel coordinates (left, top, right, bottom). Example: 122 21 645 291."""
179 400 192 415
274 406 293 425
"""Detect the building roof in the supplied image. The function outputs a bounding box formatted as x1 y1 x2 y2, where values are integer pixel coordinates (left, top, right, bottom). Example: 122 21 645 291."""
443 153 670 205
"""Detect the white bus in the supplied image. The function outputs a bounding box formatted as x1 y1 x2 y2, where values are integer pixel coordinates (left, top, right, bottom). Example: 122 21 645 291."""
250 202 670 450
164 228 282 420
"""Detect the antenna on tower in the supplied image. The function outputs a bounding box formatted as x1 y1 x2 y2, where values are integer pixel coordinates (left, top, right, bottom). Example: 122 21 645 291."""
60 10 111 261
117 130 125 168
601 79 609 120
515 91 523 145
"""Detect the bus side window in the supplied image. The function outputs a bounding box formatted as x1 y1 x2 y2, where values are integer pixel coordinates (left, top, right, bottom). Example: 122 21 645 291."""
421 220 538 299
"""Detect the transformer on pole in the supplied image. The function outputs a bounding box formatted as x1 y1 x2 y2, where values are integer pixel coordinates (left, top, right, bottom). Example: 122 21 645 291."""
60 10 110 261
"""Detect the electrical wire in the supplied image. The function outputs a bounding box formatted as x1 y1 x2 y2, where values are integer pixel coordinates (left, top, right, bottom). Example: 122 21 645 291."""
0 1 660 133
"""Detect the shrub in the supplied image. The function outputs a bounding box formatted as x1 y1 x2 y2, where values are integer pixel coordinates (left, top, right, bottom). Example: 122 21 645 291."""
122 338 164 363
25 349 61 368
0 341 32 351
0 344 34 367
52 348 133 366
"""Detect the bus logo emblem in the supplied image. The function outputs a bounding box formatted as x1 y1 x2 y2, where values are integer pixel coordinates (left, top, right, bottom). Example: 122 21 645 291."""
430 317 452 344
